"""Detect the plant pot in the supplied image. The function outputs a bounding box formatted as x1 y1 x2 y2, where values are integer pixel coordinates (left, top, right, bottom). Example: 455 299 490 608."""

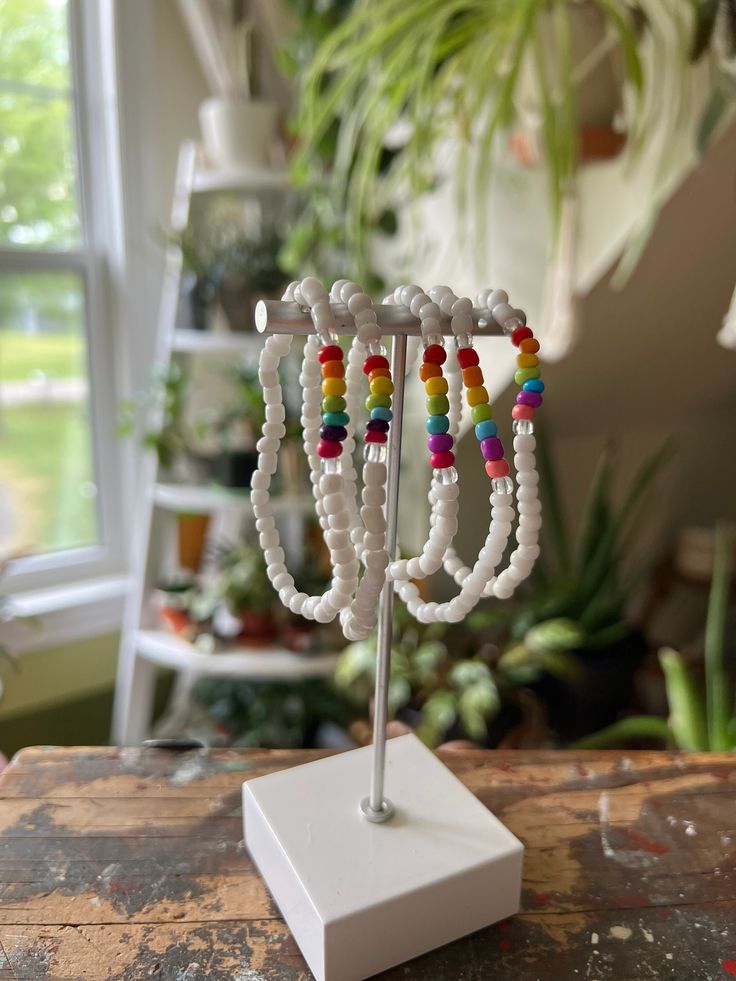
216 277 258 333
176 514 211 573
530 630 649 742
213 450 258 490
199 98 278 171
239 610 278 645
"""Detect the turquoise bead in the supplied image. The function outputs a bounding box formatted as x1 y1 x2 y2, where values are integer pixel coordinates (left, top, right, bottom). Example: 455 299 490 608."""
426 415 449 435
323 411 349 427
475 419 497 441
523 379 545 393
370 406 393 422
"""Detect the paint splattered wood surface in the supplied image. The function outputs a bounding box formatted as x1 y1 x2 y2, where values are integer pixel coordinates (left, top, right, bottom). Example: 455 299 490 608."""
0 746 734 980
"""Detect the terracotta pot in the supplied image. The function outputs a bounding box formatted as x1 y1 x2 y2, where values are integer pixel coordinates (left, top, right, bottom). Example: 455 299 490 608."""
177 514 210 573
238 610 278 645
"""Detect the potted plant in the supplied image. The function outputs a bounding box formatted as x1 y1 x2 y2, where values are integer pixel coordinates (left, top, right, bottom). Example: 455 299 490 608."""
291 1 733 280
201 364 266 490
196 16 279 171
171 227 219 332
192 541 279 645
213 229 289 333
574 522 736 751
482 436 673 742
152 577 197 637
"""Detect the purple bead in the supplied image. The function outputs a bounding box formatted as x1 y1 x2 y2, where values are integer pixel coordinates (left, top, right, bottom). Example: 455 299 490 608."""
320 424 347 442
480 437 504 461
366 419 389 433
517 391 543 408
427 433 453 454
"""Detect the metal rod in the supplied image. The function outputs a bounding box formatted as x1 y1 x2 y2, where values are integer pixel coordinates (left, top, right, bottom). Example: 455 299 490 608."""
359 332 408 824
256 300 514 337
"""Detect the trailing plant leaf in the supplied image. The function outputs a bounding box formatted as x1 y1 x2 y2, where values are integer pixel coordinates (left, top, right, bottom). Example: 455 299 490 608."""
704 522 735 751
571 715 672 749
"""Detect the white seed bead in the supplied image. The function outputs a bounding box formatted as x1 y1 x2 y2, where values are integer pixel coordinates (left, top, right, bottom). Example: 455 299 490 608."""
360 505 385 534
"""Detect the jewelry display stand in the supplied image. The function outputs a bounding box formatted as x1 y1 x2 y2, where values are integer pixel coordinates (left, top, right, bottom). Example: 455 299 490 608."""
243 300 524 981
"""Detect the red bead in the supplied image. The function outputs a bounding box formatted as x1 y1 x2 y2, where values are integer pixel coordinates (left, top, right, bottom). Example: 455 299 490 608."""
317 439 341 458
365 430 387 443
423 344 447 365
456 347 479 369
485 459 510 479
318 344 343 363
511 326 533 347
430 451 455 469
512 404 535 420
363 354 390 375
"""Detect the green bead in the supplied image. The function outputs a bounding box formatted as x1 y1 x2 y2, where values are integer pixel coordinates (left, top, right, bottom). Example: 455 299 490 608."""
366 393 392 411
515 367 541 385
426 394 450 415
322 395 347 413
426 414 450 435
323 411 349 427
471 403 493 424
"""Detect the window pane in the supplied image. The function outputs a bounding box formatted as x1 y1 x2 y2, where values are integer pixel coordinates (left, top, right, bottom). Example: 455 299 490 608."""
0 0 81 248
0 270 98 558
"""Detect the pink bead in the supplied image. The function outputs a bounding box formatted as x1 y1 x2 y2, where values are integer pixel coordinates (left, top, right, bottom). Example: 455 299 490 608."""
485 459 510 479
512 404 535 421
317 439 341 458
480 437 503 461
365 430 387 444
430 451 455 469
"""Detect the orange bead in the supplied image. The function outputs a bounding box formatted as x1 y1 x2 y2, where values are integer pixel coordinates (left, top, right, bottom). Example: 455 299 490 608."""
420 362 442 381
369 367 391 381
322 360 345 378
462 365 483 388
516 353 539 369
519 338 540 354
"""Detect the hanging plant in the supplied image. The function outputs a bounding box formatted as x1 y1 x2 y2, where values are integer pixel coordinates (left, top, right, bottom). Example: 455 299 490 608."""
294 1 734 280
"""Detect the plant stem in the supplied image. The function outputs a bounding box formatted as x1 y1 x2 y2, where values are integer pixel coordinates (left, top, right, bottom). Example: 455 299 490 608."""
705 522 735 751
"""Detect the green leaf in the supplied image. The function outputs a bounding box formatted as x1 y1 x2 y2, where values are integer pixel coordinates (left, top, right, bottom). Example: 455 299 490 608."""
570 715 672 749
535 425 571 577
417 690 457 747
659 647 709 751
690 0 720 62
697 87 728 155
704 523 735 751
525 618 585 655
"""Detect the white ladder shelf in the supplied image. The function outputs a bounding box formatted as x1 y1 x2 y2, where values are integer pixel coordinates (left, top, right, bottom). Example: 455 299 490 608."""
111 142 339 745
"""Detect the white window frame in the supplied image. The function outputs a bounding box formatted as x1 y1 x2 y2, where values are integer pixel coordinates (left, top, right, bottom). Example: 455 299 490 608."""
2 0 131 603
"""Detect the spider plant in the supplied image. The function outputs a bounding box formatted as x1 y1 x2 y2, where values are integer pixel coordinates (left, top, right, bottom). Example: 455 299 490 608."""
574 522 736 750
294 1 732 280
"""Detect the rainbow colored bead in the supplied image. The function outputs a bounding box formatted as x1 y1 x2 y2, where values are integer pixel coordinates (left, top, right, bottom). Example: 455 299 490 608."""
421 343 454 468
363 352 392 445
456 346 508 480
512 323 545 433
317 345 349 459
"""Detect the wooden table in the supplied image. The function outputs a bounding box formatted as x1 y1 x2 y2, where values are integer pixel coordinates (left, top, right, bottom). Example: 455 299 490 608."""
0 746 734 980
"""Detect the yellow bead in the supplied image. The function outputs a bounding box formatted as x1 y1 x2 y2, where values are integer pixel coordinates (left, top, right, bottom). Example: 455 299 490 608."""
370 376 394 396
516 353 539 369
322 377 346 397
466 385 488 407
424 376 448 396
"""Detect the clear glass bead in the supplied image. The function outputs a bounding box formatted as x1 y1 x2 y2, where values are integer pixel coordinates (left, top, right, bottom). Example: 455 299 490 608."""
422 332 444 349
512 419 535 435
492 476 514 495
367 340 387 356
436 466 458 484
501 316 522 336
318 328 339 345
321 457 342 473
364 443 387 463
454 332 473 349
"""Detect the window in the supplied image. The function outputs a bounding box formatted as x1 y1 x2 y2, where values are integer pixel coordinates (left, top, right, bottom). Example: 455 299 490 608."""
0 0 125 591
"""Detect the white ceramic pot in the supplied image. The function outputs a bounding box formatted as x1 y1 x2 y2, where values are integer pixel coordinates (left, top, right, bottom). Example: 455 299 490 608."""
199 98 278 170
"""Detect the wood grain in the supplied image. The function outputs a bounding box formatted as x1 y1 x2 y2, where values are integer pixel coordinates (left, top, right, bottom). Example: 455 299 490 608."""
0 746 734 980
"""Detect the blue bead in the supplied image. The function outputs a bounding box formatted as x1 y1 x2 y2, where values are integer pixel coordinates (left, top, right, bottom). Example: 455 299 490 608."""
475 419 497 441
323 411 349 427
523 379 544 393
370 406 393 422
426 415 449 435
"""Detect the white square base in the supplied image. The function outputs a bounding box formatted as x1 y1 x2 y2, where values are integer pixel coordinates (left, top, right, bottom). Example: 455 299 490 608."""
243 733 523 981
